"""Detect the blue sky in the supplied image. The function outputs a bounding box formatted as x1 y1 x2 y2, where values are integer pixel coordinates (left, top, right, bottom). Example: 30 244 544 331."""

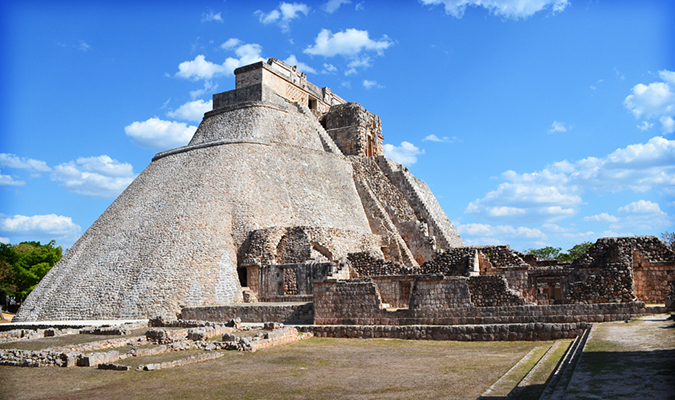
1 0 674 253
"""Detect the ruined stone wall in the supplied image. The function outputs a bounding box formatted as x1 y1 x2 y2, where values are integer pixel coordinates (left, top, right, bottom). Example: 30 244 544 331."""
312 279 647 325
408 276 473 310
372 277 415 308
347 252 418 277
351 156 438 264
322 103 383 157
300 323 590 341
633 265 675 303
375 156 464 249
242 226 383 267
466 276 527 307
313 279 384 325
181 303 314 324
631 236 675 303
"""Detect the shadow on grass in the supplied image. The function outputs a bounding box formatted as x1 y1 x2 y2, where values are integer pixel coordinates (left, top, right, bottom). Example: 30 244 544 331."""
479 349 675 400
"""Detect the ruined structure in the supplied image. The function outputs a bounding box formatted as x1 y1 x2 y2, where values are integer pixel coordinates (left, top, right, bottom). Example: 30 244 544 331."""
15 59 674 326
15 59 463 322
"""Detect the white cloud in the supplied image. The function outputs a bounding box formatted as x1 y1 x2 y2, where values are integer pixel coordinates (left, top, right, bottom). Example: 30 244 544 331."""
420 0 569 19
51 156 137 198
255 2 309 31
660 116 675 134
612 200 673 232
624 70 675 134
583 213 619 223
78 40 91 51
0 214 81 241
383 141 424 166
167 99 213 122
189 81 218 99
304 29 392 57
221 38 242 50
322 63 337 74
423 134 458 143
466 136 675 223
284 55 317 74
0 172 25 186
0 153 51 172
637 121 654 131
176 42 264 81
176 55 234 80
322 0 351 13
201 11 223 23
548 120 568 133
0 237 8 244
618 200 662 214
363 80 383 89
125 118 197 151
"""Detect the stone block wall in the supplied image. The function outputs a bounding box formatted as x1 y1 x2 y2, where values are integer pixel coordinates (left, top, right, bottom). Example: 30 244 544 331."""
408 276 473 311
299 322 591 342
322 103 383 157
347 252 418 276
467 276 528 307
181 302 314 324
375 156 464 250
312 277 647 326
372 277 415 308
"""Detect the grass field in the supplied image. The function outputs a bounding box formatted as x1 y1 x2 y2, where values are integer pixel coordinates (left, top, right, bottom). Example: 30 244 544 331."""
1 338 557 400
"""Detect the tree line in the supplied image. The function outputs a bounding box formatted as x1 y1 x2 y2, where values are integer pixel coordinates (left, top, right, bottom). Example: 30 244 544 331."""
0 240 63 309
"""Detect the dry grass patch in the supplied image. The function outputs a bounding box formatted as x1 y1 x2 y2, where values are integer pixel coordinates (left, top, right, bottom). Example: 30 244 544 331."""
2 337 548 400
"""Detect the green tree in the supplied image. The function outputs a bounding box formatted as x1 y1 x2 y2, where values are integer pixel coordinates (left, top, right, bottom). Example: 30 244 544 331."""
526 246 562 260
0 240 62 303
527 241 593 262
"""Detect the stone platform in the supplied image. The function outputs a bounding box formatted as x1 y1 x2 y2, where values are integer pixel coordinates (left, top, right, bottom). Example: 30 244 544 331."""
0 319 148 332
181 302 314 324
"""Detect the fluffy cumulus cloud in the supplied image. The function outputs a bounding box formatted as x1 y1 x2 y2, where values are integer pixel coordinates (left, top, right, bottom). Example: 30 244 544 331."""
466 136 675 223
0 172 25 186
624 70 675 134
50 156 137 198
125 118 197 151
167 99 213 122
0 214 81 241
284 55 316 74
420 0 570 19
612 200 673 232
255 2 309 31
176 41 264 81
322 0 351 13
383 142 425 166
305 29 392 57
0 153 51 172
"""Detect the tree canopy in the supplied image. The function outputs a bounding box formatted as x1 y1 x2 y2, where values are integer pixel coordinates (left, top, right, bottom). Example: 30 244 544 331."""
0 240 62 303
660 231 675 252
526 241 593 262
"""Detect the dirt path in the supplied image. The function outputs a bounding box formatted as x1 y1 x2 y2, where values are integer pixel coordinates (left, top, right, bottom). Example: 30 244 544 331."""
565 313 675 399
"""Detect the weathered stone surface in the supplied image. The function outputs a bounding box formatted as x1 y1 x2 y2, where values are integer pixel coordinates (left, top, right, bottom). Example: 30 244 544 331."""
16 59 463 322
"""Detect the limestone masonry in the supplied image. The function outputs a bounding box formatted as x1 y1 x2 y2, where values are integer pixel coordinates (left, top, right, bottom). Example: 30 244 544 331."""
15 58 464 321
15 59 675 324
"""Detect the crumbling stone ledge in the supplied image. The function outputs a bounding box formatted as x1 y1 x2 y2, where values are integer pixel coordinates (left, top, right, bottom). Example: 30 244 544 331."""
297 322 591 341
138 352 224 371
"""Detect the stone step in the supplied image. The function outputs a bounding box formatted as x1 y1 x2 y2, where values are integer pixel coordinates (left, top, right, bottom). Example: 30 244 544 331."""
539 326 592 399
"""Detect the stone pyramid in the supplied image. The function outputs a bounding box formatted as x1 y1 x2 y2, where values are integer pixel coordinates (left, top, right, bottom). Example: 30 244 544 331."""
15 59 463 321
